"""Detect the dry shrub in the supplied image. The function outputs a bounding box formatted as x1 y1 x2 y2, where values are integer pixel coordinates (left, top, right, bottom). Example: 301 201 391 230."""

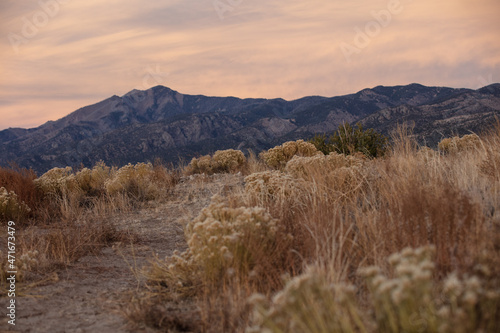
75 161 111 197
285 153 369 202
212 149 246 172
105 162 160 200
146 196 292 298
244 171 307 207
188 155 214 175
249 246 499 333
0 187 31 222
186 196 278 282
259 140 321 169
285 152 364 179
34 166 80 197
37 161 175 204
187 149 247 175
438 134 481 154
0 165 39 216
248 266 363 333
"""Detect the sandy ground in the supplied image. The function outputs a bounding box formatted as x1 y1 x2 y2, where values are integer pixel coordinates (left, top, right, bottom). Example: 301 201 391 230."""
1 174 244 333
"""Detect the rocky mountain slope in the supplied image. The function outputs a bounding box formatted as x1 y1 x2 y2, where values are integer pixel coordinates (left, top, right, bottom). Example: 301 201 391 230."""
1 83 499 173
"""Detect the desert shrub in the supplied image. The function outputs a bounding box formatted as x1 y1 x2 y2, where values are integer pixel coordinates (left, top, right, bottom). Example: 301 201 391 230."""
212 149 246 172
438 134 481 154
244 171 306 205
249 246 500 333
186 196 278 282
1 249 41 282
359 246 437 333
34 167 81 199
104 162 159 200
248 266 364 333
75 161 111 196
188 155 213 175
0 187 31 221
0 165 39 213
147 196 281 297
259 140 321 169
310 123 388 158
283 153 372 204
285 152 364 179
187 149 247 175
360 246 499 333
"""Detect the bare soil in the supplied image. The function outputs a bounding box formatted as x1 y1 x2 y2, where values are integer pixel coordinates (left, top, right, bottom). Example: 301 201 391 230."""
1 174 243 333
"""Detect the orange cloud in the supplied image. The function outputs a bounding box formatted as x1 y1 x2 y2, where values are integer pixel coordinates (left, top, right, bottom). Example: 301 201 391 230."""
0 0 499 129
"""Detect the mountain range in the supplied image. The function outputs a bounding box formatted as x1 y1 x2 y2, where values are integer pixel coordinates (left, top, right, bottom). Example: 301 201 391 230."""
1 83 499 174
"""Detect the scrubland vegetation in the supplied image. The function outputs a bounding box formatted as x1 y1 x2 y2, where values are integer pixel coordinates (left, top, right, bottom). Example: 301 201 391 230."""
0 160 179 289
1 125 500 332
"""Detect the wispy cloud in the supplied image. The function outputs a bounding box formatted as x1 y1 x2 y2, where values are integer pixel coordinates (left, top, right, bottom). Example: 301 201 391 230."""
1 0 499 129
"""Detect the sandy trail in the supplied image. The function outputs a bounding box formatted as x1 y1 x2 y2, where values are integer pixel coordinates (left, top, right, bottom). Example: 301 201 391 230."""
2 174 243 333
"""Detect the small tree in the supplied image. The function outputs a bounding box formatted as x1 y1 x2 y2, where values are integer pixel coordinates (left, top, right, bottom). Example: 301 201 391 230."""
309 123 387 158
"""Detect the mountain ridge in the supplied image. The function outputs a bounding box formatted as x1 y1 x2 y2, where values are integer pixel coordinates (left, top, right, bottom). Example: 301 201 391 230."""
1 83 499 174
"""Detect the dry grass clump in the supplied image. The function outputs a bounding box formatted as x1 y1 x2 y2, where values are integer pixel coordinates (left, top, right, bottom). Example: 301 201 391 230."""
259 140 321 169
478 126 500 181
187 149 247 175
438 134 481 154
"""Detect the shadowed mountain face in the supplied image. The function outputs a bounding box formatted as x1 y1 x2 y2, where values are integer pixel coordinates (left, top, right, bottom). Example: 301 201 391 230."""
1 83 499 174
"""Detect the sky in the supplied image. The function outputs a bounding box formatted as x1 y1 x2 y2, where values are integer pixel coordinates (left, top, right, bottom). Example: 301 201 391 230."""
1 0 499 130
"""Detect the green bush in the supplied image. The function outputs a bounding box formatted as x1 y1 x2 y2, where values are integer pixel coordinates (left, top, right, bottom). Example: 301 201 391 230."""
310 123 387 158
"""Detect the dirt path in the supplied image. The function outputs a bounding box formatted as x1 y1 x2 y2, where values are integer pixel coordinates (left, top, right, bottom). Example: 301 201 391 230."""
3 174 243 333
